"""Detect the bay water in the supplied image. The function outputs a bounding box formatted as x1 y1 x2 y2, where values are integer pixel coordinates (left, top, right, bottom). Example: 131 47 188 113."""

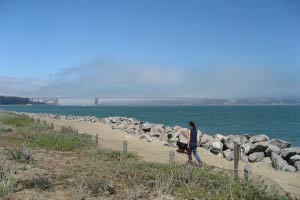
1 105 299 146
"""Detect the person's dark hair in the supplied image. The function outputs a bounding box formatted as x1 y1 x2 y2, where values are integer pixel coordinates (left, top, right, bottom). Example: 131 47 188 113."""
189 121 196 130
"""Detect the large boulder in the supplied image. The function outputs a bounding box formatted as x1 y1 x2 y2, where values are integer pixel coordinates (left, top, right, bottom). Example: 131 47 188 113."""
248 152 265 162
269 139 291 149
280 147 300 159
197 130 202 146
240 151 249 163
257 157 272 167
294 161 300 171
150 131 161 137
200 134 214 147
173 125 182 132
141 124 152 133
178 135 188 144
215 134 225 142
223 149 233 161
223 135 248 150
288 155 300 165
249 142 269 154
209 141 223 155
271 153 296 172
265 144 280 157
240 143 251 155
153 124 165 133
143 134 153 142
249 134 269 143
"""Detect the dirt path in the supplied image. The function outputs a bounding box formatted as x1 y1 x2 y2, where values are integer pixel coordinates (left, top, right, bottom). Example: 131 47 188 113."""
42 118 300 199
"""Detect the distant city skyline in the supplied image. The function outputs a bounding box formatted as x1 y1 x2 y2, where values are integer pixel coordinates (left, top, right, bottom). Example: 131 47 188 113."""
0 0 299 98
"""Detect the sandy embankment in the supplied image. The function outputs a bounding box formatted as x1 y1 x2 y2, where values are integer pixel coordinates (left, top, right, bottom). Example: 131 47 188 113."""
40 117 300 198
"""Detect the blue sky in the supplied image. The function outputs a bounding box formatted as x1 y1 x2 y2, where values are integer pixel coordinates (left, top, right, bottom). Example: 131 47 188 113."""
0 0 299 98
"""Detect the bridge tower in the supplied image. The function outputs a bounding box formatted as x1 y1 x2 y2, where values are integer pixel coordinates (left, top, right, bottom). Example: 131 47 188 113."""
95 97 99 105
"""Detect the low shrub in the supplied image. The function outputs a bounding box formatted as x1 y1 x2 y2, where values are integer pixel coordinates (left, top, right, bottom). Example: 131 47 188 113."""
0 162 16 199
23 123 49 134
0 115 33 127
95 149 140 161
0 123 13 133
7 146 33 164
20 176 53 191
18 132 94 151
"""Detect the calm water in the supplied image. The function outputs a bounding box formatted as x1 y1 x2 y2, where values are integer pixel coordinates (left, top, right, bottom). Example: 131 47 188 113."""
1 105 300 146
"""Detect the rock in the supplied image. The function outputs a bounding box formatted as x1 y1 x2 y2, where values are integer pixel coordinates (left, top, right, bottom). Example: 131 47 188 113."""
248 152 265 162
271 153 296 172
215 134 225 141
142 124 152 133
269 139 291 149
153 124 164 133
223 149 233 161
288 155 300 165
173 125 182 132
265 144 280 157
150 132 161 137
223 141 234 150
197 130 202 146
294 161 300 171
249 142 269 154
178 135 188 144
240 143 251 155
240 152 249 163
280 147 300 159
174 128 188 138
200 134 213 147
223 135 248 150
144 135 153 142
249 134 269 143
257 157 272 167
209 141 223 155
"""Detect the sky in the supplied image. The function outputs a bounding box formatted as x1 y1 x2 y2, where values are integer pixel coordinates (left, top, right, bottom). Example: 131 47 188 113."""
0 0 299 98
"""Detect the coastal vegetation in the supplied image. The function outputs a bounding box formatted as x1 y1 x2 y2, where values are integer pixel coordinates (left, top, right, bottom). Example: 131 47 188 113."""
0 114 290 199
0 96 30 105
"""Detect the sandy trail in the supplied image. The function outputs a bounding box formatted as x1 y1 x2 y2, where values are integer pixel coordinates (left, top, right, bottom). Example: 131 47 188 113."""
42 118 300 198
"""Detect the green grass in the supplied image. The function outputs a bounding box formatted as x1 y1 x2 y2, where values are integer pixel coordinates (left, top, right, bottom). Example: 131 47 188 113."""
0 115 33 127
76 149 288 200
18 131 94 151
0 114 94 151
94 149 140 161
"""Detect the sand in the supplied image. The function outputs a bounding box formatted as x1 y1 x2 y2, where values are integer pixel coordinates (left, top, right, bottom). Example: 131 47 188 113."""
41 117 300 199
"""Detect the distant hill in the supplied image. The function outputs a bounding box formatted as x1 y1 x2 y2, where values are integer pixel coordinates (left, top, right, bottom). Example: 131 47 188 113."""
0 96 30 105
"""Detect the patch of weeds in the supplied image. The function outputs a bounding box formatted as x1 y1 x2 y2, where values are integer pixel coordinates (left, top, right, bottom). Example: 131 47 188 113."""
95 149 140 162
17 132 94 151
23 123 50 134
122 185 148 200
0 123 13 133
0 162 17 200
0 115 33 127
75 168 116 196
20 176 53 191
7 146 33 164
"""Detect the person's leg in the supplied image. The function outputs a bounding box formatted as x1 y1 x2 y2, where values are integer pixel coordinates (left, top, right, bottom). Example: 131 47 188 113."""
188 146 192 162
192 146 202 167
192 147 201 162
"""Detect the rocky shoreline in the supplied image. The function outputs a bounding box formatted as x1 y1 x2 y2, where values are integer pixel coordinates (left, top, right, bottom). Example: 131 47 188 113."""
1 110 299 173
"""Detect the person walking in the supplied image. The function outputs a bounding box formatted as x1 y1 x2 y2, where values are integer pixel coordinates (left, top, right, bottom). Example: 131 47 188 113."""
187 121 203 167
